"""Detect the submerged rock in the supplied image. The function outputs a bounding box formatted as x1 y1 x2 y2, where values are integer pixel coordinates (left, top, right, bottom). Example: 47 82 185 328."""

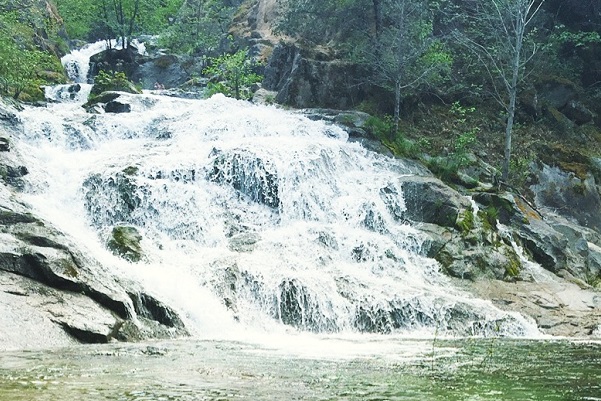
0 137 9 152
104 100 131 113
107 226 144 262
82 169 143 227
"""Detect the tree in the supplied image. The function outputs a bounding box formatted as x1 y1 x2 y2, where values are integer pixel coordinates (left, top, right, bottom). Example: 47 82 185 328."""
159 0 239 54
55 0 183 42
203 49 262 100
0 10 64 100
277 0 378 48
458 0 546 181
367 0 451 135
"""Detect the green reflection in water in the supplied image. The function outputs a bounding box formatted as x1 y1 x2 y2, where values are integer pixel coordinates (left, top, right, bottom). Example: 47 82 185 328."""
0 339 599 401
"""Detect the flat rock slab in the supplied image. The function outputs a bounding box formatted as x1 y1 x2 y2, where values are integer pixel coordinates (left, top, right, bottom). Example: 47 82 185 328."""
464 276 601 337
0 273 76 351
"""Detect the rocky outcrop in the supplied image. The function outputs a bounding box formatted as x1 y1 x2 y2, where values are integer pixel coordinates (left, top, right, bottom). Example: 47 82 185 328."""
397 175 472 228
88 47 140 83
0 197 187 345
131 53 196 90
263 43 369 109
104 100 132 113
89 46 202 90
391 159 601 336
0 103 187 349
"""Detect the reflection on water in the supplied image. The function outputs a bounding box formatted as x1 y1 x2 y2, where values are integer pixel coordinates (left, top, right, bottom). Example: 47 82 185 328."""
0 338 599 401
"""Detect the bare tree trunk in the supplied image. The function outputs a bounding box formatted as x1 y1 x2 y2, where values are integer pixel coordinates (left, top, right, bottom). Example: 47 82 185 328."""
502 2 527 181
393 79 401 139
502 88 517 181
126 0 141 48
372 0 383 40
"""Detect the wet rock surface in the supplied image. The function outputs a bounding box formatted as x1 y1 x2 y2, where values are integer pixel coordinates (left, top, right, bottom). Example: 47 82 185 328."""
0 108 187 348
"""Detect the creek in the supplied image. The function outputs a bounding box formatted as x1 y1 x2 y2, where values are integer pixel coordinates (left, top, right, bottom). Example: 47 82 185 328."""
2 42 599 400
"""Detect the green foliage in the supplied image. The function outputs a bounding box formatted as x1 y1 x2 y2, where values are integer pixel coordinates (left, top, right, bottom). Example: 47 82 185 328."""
478 206 499 231
276 0 371 48
508 150 535 188
365 115 394 140
0 11 65 100
503 248 521 279
159 0 236 54
203 49 262 100
551 25 601 49
55 0 184 42
94 70 130 92
457 208 475 235
88 70 140 101
428 102 480 181
364 115 425 157
54 0 96 39
450 102 479 167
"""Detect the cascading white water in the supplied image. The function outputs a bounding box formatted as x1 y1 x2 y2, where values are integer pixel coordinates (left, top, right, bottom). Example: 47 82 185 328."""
61 40 110 83
11 46 540 341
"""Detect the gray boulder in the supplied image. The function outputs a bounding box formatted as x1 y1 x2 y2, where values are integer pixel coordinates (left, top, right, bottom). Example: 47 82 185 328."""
0 191 187 346
0 137 9 152
396 175 472 228
531 164 601 232
131 54 194 90
104 100 131 113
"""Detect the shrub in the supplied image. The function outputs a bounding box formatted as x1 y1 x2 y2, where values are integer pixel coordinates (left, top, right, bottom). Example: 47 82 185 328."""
203 49 262 100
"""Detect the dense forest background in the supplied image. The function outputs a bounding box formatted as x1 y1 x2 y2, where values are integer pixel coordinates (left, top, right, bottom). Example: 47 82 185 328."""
1 0 601 188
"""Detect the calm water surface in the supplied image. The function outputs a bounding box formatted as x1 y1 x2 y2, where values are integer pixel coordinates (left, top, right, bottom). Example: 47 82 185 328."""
0 338 599 400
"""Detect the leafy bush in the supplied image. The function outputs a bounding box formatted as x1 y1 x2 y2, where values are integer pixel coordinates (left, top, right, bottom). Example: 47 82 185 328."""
92 71 133 93
87 70 141 104
203 49 262 100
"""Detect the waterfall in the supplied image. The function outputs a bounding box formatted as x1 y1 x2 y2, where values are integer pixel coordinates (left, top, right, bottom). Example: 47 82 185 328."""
10 47 540 340
61 40 110 83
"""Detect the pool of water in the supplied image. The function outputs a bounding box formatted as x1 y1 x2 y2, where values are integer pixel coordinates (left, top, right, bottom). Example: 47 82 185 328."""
1 337 600 400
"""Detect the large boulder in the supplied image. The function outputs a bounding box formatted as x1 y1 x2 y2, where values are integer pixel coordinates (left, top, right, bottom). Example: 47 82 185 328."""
531 163 601 232
104 100 131 113
394 175 472 227
131 54 195 90
88 47 140 82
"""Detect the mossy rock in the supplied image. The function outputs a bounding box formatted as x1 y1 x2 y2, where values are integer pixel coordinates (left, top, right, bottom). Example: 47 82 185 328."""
82 92 121 110
88 70 142 101
545 107 575 132
107 226 144 262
